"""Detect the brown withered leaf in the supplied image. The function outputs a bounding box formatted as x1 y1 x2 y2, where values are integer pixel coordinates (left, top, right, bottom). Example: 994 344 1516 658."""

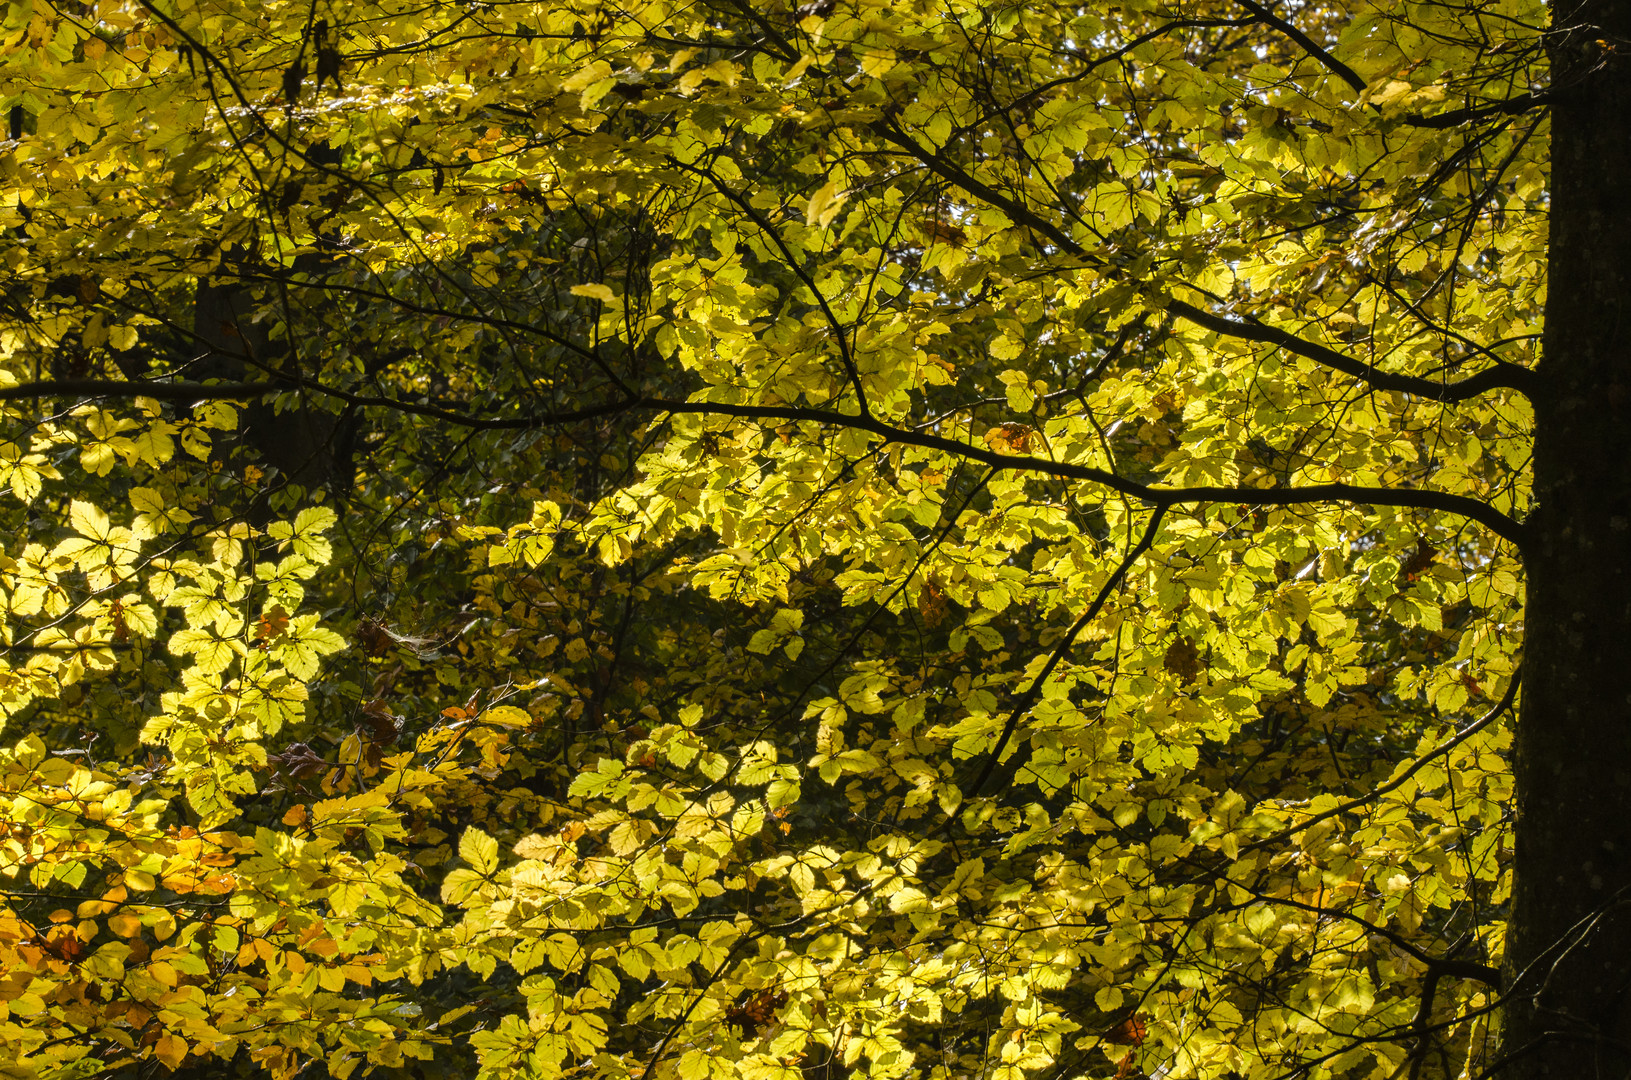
918 217 968 247
1163 637 1201 683
1401 536 1437 579
256 605 291 642
358 699 402 745
985 422 1034 454
918 575 949 626
1103 1013 1147 1046
271 741 327 781
43 927 86 962
725 988 790 1039
355 618 392 656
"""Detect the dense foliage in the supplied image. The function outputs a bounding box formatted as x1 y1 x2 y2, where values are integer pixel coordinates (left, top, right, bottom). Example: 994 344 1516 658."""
0 0 1551 1078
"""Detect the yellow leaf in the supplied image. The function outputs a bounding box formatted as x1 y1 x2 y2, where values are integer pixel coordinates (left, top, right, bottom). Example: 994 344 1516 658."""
180 425 211 461
806 180 848 229
460 826 499 875
561 60 613 93
678 1050 710 1080
195 401 237 431
77 896 119 918
8 991 45 1016
783 55 813 83
859 49 895 78
571 283 617 303
482 705 532 728
69 499 110 539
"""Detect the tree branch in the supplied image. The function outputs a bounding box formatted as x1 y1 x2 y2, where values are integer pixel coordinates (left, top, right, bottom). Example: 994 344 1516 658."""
1167 300 1539 402
960 505 1169 805
964 18 1257 136
1235 0 1365 94
1247 672 1522 853
0 378 631 429
1405 91 1551 129
671 159 872 417
871 121 1535 403
636 933 750 1080
1240 887 1503 988
0 380 1530 547
641 398 1530 549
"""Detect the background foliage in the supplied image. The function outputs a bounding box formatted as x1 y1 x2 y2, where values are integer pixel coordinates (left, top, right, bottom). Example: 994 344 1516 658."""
0 0 1546 1078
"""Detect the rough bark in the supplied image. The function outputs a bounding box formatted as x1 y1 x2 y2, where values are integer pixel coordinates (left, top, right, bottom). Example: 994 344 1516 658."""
1505 2 1631 1075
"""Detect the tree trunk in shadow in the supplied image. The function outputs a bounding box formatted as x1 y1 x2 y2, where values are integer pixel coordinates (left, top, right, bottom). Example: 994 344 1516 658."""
1503 1 1631 1076
192 272 356 504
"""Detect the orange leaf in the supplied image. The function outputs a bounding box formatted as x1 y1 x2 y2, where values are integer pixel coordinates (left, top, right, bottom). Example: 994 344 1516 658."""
918 217 968 246
984 422 1034 454
256 605 291 641
1104 1014 1146 1046
154 1032 187 1069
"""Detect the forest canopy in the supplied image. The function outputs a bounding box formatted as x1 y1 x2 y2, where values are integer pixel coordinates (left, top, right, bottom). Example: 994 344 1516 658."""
0 0 1587 1078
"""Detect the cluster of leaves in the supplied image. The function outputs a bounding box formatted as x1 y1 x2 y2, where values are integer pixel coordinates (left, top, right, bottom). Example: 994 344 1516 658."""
0 0 1544 1078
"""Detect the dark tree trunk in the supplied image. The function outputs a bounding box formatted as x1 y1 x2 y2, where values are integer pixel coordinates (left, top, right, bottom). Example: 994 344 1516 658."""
1505 1 1631 1075
194 273 353 498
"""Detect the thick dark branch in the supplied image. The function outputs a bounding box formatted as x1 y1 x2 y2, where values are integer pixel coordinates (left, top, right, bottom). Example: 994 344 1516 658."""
706 0 798 61
1426 957 1506 988
0 378 626 429
643 398 1530 548
0 379 276 404
876 117 1074 249
1235 0 1365 93
0 380 1530 547
1405 91 1550 129
872 123 1534 402
1167 300 1539 402
1245 888 1503 988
